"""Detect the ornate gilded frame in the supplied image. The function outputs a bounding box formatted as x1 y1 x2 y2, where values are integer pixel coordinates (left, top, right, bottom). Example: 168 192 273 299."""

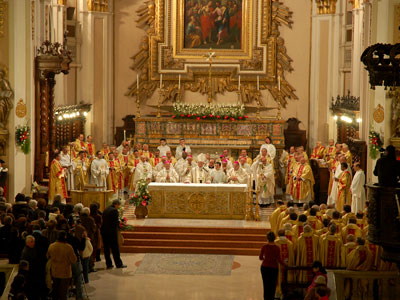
126 0 297 108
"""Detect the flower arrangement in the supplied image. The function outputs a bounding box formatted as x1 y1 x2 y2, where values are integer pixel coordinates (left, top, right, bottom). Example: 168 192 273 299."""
129 179 152 207
369 130 383 159
15 125 31 154
172 103 247 121
118 207 133 231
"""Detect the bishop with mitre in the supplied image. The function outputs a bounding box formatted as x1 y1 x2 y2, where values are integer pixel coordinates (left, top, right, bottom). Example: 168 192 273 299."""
156 161 179 183
227 161 248 184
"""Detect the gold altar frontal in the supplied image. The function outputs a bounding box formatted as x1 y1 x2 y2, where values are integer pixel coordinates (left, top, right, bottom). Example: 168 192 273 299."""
70 189 115 212
147 183 248 220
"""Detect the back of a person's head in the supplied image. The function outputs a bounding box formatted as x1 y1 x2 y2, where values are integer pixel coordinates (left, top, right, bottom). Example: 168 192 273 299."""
57 230 67 242
277 200 284 206
283 223 292 231
90 203 98 215
112 199 121 206
277 229 285 237
63 204 74 215
303 225 312 233
308 201 315 207
74 203 83 213
81 207 90 216
343 205 351 213
332 211 340 219
298 214 307 223
15 193 26 203
266 231 275 242
32 224 41 231
356 213 364 219
289 212 298 221
303 203 310 211
322 218 330 228
309 208 317 216
287 207 296 214
4 215 12 225
348 218 356 225
346 234 355 243
46 219 57 230
356 237 365 245
28 199 37 209
37 210 46 219
386 145 396 159
287 201 294 208
50 207 59 214
18 260 29 272
329 224 337 235
37 198 47 209
53 194 62 206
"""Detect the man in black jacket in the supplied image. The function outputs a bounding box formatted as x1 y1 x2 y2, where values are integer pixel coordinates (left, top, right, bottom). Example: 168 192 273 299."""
101 200 126 269
373 145 400 187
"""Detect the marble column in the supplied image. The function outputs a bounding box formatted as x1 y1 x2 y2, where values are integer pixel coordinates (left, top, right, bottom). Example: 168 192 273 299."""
8 0 35 198
309 0 342 147
77 0 113 148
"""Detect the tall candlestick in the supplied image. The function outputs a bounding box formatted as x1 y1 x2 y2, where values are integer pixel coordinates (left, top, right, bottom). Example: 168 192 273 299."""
257 76 260 91
160 74 163 89
137 74 139 89
124 130 126 141
238 75 241 90
278 75 281 91
178 75 181 89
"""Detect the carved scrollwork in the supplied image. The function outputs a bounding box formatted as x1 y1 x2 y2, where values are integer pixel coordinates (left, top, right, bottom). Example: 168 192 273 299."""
126 0 297 108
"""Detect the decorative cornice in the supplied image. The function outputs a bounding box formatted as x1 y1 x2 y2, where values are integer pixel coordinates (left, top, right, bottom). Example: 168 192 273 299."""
315 0 338 15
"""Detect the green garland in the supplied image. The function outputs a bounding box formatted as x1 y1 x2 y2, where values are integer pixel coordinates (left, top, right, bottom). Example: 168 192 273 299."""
368 130 383 160
15 125 31 154
172 103 247 121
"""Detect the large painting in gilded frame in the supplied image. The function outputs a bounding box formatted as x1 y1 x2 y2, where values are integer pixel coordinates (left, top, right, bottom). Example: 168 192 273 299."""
182 0 243 50
126 0 297 108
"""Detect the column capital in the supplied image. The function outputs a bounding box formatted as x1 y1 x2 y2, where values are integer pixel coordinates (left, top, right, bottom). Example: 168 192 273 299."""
314 0 338 15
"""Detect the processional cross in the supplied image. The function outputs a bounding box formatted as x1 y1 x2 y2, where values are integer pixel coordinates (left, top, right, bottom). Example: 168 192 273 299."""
204 49 216 104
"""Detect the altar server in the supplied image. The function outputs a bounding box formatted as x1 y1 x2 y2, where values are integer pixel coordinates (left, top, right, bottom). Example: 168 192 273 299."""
260 136 276 160
351 162 366 213
157 138 171 157
49 152 68 204
210 162 226 183
156 161 179 183
91 151 109 190
255 156 275 206
176 138 192 160
227 161 248 184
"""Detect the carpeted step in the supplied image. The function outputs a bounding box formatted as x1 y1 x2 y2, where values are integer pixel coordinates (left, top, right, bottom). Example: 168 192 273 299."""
122 231 267 241
119 245 260 256
122 238 265 249
128 226 269 235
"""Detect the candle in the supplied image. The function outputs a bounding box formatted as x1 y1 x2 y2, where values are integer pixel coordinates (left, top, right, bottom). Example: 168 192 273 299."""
178 75 181 89
124 130 126 141
278 75 281 91
160 74 163 89
238 75 241 90
257 76 260 91
137 74 139 89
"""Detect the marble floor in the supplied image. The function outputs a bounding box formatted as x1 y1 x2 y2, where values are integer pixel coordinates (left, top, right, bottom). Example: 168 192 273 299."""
83 253 337 300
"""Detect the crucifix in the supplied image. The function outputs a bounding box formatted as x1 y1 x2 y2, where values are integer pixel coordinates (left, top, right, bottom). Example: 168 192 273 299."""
204 49 216 104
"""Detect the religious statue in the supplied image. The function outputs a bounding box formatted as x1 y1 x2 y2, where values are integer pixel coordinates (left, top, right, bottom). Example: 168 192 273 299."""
0 68 14 129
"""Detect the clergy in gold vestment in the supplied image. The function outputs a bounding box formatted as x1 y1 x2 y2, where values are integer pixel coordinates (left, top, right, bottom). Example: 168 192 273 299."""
342 144 353 166
286 153 299 197
341 234 357 267
85 135 96 158
141 144 153 160
283 223 298 247
106 153 122 194
48 153 68 204
73 151 90 190
270 201 286 234
346 238 373 271
336 162 351 212
319 224 342 268
240 149 253 165
275 229 295 294
73 134 87 158
310 141 325 159
296 225 320 283
307 208 323 231
292 157 314 203
191 161 211 183
149 150 161 168
120 149 134 190
324 139 336 160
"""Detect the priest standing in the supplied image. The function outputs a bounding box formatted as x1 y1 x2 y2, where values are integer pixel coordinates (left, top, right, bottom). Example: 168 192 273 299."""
91 151 109 190
351 162 366 214
132 155 152 188
191 160 211 184
255 156 275 206
292 156 314 203
60 145 74 191
49 152 68 204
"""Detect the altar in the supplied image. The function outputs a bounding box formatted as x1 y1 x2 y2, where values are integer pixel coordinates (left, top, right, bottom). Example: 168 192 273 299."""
147 183 248 220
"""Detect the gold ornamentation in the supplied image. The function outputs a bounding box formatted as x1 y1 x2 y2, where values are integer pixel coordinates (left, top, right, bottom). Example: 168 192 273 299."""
0 0 6 38
126 0 297 108
0 66 13 129
388 87 400 137
315 0 338 15
373 104 384 124
87 0 108 12
15 99 27 118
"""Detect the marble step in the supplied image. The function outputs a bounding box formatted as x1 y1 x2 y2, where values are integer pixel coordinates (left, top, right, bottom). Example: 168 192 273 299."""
122 231 267 241
119 245 260 256
127 226 268 235
122 238 265 249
